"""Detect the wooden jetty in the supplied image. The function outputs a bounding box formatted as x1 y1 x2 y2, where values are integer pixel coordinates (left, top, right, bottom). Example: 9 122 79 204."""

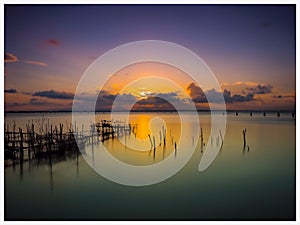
4 120 137 164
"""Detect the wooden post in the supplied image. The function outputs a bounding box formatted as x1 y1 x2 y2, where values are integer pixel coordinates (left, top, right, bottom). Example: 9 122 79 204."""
242 128 247 149
200 128 204 150
153 136 156 160
148 134 153 149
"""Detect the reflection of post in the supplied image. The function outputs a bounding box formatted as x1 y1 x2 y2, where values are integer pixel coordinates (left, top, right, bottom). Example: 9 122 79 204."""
92 137 95 167
219 130 224 150
49 153 53 192
163 142 166 160
159 131 162 146
19 155 23 181
76 148 79 177
162 126 166 146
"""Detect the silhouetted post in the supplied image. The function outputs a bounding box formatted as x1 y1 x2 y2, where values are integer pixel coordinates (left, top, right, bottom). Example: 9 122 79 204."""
153 136 156 160
292 112 295 118
250 112 252 117
148 134 153 149
174 142 177 157
277 112 280 117
236 112 239 116
242 128 247 149
263 112 266 117
200 128 204 150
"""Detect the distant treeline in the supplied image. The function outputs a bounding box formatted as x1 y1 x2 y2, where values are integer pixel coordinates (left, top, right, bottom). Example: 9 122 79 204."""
4 109 296 114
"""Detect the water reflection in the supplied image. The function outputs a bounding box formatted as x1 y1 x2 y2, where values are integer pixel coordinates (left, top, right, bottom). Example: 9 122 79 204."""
4 112 296 220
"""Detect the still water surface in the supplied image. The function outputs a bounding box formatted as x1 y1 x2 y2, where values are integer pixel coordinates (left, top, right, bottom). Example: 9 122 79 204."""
4 112 295 220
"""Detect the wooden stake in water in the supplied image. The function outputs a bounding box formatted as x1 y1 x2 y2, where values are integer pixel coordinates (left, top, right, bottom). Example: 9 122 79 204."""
148 134 153 149
242 128 247 149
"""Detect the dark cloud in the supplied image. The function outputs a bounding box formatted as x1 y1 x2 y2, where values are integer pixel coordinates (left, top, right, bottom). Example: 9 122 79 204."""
33 90 74 99
22 91 32 95
5 53 18 62
205 89 224 103
187 83 207 103
187 82 256 104
231 93 254 102
44 39 61 46
133 97 176 111
247 84 273 94
30 98 49 106
96 91 184 111
4 88 17 93
273 95 295 99
156 92 183 103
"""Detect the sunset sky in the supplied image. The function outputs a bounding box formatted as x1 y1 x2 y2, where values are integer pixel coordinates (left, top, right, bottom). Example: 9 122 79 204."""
4 5 296 111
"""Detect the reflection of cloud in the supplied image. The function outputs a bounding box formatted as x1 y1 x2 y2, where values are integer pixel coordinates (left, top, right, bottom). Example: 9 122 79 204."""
4 88 17 93
44 39 61 46
4 53 18 62
33 90 74 99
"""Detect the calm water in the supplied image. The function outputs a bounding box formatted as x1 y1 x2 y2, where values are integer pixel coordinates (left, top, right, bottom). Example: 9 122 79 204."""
4 112 296 220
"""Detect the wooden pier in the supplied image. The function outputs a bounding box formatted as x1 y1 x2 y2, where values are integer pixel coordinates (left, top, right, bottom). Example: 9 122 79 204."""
4 120 137 164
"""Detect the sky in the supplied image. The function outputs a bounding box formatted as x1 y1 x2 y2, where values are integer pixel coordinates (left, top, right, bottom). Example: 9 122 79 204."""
4 5 296 111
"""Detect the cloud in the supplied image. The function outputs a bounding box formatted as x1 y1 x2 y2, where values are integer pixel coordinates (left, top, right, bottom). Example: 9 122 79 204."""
133 97 176 111
187 83 207 103
22 60 48 67
273 94 295 99
44 39 61 46
22 91 32 95
33 90 74 99
231 93 255 102
4 53 18 62
95 91 190 111
187 82 256 104
5 52 48 67
247 84 273 94
4 88 17 93
29 98 49 106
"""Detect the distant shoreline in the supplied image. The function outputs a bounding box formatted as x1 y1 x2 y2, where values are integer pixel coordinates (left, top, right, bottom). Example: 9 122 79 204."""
4 109 296 113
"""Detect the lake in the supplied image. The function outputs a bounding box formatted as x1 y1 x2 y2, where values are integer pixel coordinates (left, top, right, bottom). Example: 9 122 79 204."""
4 111 296 220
